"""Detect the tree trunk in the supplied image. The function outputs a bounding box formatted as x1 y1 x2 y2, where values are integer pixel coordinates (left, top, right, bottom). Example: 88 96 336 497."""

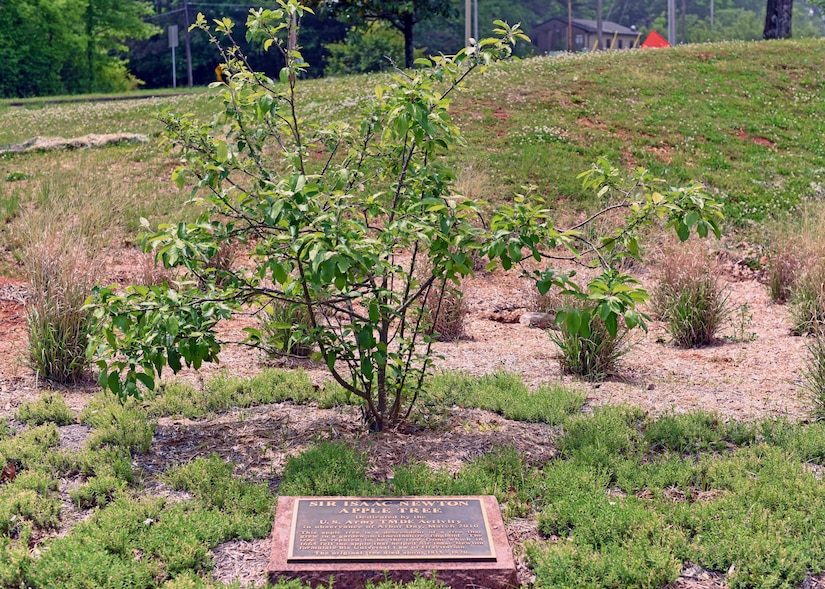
764 0 793 39
567 0 573 51
403 14 415 68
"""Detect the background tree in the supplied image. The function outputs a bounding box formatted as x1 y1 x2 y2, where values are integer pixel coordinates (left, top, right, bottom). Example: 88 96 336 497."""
763 0 794 37
82 0 158 93
322 0 456 67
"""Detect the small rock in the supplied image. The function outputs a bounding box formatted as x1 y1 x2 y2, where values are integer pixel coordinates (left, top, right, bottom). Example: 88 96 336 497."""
519 312 556 329
488 310 523 324
647 383 655 390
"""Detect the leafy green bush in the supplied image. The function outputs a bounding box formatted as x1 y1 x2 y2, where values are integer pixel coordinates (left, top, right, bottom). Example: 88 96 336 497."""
15 392 74 426
24 237 96 382
652 246 729 347
324 23 404 76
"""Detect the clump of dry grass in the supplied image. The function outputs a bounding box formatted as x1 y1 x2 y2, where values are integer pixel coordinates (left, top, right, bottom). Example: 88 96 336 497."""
790 262 825 336
652 245 729 348
424 279 467 342
24 236 98 383
764 203 825 304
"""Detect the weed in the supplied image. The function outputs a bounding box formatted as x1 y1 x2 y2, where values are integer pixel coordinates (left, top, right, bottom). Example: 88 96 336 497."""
23 236 97 382
278 441 382 496
550 296 633 381
423 279 467 342
652 245 729 348
802 327 825 421
790 262 825 335
726 303 757 343
14 391 74 426
260 300 314 358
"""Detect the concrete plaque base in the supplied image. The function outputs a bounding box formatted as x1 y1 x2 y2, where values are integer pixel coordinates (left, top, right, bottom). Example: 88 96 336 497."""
267 495 518 589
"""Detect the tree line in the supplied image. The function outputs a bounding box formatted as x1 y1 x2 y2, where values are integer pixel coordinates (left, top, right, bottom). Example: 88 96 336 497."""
1 0 823 98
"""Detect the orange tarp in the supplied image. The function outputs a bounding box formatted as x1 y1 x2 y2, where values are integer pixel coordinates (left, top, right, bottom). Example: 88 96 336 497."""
641 30 670 48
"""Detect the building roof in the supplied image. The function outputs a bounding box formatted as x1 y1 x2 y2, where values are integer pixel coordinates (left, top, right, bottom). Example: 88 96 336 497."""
534 17 637 36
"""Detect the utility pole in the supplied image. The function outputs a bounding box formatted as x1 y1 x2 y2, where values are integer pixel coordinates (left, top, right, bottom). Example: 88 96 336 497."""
710 0 714 28
667 0 677 45
596 0 603 50
567 0 573 51
681 0 687 44
465 0 471 46
473 0 478 44
183 0 193 87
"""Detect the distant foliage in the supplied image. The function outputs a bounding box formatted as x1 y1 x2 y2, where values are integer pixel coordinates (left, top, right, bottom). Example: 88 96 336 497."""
0 0 157 97
324 23 405 76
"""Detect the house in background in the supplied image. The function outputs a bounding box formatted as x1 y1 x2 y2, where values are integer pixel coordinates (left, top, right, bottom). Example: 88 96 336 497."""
532 18 641 53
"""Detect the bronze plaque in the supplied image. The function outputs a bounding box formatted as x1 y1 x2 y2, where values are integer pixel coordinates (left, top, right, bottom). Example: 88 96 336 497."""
287 496 497 562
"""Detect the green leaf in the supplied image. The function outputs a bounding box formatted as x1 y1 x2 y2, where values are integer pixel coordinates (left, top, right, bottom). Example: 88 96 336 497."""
685 211 699 228
676 222 690 242
135 372 156 391
565 310 582 335
605 313 619 338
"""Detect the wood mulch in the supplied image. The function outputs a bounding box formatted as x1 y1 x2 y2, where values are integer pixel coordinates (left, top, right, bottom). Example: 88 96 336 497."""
0 247 820 587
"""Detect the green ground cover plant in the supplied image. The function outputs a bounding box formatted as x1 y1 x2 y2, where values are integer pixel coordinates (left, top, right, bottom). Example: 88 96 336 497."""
14 392 74 426
0 368 824 587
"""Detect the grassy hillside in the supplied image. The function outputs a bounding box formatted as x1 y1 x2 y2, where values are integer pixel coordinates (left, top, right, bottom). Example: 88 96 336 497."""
0 37 823 264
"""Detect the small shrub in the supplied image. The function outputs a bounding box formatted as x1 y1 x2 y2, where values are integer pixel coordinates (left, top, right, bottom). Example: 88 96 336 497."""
260 300 314 358
789 262 825 335
765 245 804 303
550 296 632 381
652 246 729 348
15 392 74 426
802 327 825 421
764 203 825 303
24 237 97 382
